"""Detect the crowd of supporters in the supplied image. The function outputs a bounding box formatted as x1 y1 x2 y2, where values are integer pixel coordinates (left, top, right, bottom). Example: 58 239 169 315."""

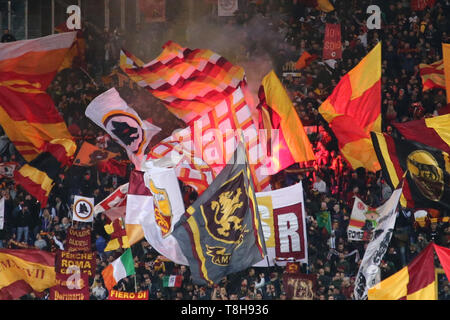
0 0 449 300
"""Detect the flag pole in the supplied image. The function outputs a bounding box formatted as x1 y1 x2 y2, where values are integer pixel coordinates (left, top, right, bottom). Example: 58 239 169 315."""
134 274 137 293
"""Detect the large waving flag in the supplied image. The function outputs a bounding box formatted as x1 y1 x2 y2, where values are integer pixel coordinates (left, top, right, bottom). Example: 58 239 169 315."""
354 186 403 300
85 88 161 169
257 70 315 174
148 86 272 192
102 248 135 292
120 41 246 123
371 131 450 210
319 42 382 172
172 143 266 285
392 114 450 154
126 169 187 264
0 249 56 300
368 243 436 300
0 32 78 207
54 22 87 72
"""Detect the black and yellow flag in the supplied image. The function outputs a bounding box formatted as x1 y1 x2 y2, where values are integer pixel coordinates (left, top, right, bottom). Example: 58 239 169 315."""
172 143 266 285
371 132 450 210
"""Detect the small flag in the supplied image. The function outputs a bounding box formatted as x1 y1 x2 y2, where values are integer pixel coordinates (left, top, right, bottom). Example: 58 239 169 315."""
162 275 183 288
72 196 95 223
73 141 119 167
102 248 135 291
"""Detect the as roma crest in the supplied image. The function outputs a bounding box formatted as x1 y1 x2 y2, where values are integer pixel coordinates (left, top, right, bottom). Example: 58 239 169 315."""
103 112 146 155
149 179 173 237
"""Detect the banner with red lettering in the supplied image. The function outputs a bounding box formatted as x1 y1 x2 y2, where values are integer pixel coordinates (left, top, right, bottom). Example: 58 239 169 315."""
411 0 435 11
55 251 96 277
282 273 317 300
322 24 342 60
65 228 91 252
49 273 89 300
108 289 149 300
253 183 307 267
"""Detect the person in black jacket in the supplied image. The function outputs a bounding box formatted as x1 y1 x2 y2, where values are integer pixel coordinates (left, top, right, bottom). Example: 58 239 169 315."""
16 203 31 243
1 29 16 43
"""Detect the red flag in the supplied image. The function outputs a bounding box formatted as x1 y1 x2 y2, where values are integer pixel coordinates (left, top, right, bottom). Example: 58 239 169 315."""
433 243 450 284
411 0 436 11
97 159 127 177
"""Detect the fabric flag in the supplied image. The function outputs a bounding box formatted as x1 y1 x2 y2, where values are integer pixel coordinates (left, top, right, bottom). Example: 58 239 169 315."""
0 33 78 207
253 183 308 267
323 24 342 60
49 272 90 300
172 143 266 285
299 0 334 12
162 275 182 288
347 197 381 242
319 42 382 172
419 59 445 92
148 86 272 192
295 51 318 70
143 165 185 238
72 196 95 223
127 170 188 264
102 248 135 291
257 70 315 174
354 186 403 300
371 131 450 210
315 210 331 235
104 218 130 252
0 162 16 178
392 114 450 154
73 141 119 167
0 197 4 230
85 88 161 169
443 43 450 103
368 243 436 300
120 41 246 123
97 158 127 177
54 22 87 71
433 243 450 283
94 183 128 216
0 249 56 300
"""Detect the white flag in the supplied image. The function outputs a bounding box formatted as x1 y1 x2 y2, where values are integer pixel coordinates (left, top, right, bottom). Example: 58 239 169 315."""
142 165 188 265
85 88 161 170
253 182 308 267
353 187 403 300
72 196 95 222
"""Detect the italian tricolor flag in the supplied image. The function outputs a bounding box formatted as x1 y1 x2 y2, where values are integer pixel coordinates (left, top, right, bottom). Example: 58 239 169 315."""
102 248 135 291
163 275 182 288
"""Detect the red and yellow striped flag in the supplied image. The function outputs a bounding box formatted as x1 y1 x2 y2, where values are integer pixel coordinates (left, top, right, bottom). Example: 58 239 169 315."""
419 59 445 92
368 243 436 300
319 42 382 172
257 70 316 174
120 41 246 123
0 32 77 206
0 249 56 300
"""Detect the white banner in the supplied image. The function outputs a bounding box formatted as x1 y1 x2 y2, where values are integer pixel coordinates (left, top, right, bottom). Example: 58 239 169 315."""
72 196 95 223
218 0 238 16
254 183 308 267
347 197 372 241
0 197 4 230
0 162 16 178
353 187 403 300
